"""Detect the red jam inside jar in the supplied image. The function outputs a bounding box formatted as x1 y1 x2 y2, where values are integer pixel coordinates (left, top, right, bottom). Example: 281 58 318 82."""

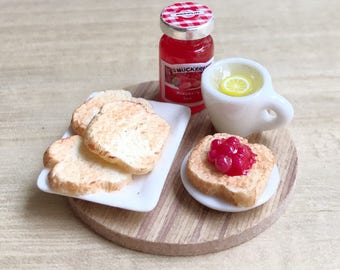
159 2 214 114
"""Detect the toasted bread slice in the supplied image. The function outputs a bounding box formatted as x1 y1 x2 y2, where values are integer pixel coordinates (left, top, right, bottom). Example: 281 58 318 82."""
186 133 275 207
84 100 171 174
71 90 151 136
43 135 132 195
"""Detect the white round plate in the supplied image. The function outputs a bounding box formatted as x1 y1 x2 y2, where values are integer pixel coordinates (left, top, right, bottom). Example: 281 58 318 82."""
180 151 280 212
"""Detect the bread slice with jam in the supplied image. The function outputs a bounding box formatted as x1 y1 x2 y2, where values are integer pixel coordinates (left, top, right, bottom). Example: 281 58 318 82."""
186 133 275 207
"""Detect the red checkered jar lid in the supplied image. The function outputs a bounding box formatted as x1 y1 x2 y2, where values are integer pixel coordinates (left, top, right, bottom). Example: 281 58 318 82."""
160 2 214 40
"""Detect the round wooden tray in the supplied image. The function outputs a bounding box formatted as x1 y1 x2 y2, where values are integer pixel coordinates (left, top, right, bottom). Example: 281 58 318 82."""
68 81 298 256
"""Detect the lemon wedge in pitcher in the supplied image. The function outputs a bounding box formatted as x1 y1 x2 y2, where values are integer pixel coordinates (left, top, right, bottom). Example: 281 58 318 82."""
219 74 253 97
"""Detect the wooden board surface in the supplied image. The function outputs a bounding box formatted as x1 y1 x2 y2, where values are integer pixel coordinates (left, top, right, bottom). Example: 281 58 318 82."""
68 81 298 256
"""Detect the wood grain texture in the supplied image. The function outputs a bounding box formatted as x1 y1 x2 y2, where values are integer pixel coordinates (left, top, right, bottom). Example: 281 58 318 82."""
68 81 297 256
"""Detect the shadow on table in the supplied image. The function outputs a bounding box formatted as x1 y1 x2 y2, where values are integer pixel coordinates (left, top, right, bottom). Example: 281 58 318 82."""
24 172 80 230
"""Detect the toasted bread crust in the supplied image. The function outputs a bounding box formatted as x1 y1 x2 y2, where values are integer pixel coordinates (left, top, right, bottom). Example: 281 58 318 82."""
71 90 151 136
186 133 275 207
44 135 132 195
84 100 171 174
43 136 77 168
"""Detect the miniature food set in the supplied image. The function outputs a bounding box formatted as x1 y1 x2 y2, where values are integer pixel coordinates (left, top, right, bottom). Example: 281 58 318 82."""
37 2 297 256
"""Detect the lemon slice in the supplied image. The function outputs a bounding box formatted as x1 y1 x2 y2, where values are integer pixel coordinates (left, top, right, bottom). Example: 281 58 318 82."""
219 75 253 97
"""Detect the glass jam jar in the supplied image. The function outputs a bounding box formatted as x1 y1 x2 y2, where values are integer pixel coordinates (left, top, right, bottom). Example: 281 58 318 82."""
159 2 214 113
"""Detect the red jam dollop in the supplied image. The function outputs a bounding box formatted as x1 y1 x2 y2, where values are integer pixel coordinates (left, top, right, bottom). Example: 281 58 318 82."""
207 136 256 176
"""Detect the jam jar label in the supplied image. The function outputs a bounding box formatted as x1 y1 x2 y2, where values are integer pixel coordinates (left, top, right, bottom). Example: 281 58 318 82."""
160 58 213 106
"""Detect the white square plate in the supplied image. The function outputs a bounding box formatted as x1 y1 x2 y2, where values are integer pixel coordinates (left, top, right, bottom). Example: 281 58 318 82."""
37 96 191 212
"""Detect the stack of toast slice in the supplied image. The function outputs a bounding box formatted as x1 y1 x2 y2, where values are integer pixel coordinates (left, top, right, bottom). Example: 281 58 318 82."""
43 90 171 195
